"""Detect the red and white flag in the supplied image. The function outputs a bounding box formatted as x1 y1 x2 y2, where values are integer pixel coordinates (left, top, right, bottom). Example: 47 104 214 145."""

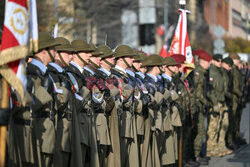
0 0 38 105
168 9 193 63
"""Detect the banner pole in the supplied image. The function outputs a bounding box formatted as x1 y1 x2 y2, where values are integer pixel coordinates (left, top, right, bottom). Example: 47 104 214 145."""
0 78 9 167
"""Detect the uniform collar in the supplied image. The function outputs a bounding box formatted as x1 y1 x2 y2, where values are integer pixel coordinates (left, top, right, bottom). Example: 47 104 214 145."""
99 67 111 76
49 62 64 73
83 66 95 75
30 59 47 75
162 73 172 81
115 65 126 74
136 72 145 79
70 61 83 73
146 73 157 82
126 69 135 77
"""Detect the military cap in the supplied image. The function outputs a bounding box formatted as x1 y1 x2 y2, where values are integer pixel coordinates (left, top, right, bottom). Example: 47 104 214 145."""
222 57 233 66
71 39 94 52
144 54 165 66
89 43 103 56
97 45 115 58
165 57 179 66
114 45 137 58
38 32 59 50
55 37 75 52
229 53 240 60
141 56 152 66
134 51 148 62
213 54 223 61
170 54 186 64
195 50 212 62
55 37 70 45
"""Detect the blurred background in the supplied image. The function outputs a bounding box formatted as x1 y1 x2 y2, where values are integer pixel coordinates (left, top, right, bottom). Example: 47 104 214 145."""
0 0 249 54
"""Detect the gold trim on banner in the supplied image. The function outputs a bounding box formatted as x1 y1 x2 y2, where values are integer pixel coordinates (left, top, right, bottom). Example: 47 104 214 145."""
0 64 25 106
0 46 28 66
32 39 38 53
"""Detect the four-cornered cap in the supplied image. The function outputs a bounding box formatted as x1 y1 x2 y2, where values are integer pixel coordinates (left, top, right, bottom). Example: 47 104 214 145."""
55 37 76 52
229 53 240 60
222 57 233 66
89 43 103 56
170 54 186 64
145 54 165 66
71 39 94 52
97 45 115 58
38 32 59 50
165 57 179 66
213 54 223 61
195 50 212 62
114 45 137 58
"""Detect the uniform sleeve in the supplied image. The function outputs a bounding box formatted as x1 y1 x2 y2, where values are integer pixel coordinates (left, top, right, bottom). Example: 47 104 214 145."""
194 74 207 105
232 70 242 97
207 70 218 105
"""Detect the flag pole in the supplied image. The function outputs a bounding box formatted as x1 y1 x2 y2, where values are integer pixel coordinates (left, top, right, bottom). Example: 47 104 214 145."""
0 78 9 167
177 1 185 167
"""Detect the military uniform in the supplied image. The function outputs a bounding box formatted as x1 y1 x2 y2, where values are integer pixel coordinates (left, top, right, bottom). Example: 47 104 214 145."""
206 62 225 156
95 45 121 167
228 64 242 145
193 64 208 158
26 32 61 167
160 60 182 166
143 54 165 167
219 57 234 156
111 45 140 167
47 37 77 167
67 39 95 167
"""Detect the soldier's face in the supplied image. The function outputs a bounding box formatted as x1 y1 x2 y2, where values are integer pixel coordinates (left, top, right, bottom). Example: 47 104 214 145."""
199 59 210 69
107 56 115 65
222 62 231 71
124 56 134 66
90 56 101 66
78 52 91 63
133 62 142 71
233 59 240 66
169 65 178 73
60 52 73 66
214 59 221 67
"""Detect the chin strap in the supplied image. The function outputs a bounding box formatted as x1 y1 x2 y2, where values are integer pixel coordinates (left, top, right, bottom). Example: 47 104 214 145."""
58 52 68 67
76 53 88 66
47 49 55 62
122 57 131 68
167 66 174 74
89 59 100 69
158 66 164 73
103 59 115 68
132 65 138 72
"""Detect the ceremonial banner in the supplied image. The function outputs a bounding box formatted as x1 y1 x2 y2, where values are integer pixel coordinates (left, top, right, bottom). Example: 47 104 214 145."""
0 0 38 104
168 9 193 63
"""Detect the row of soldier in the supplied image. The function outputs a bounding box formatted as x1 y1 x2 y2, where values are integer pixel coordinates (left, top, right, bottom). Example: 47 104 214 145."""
3 32 249 167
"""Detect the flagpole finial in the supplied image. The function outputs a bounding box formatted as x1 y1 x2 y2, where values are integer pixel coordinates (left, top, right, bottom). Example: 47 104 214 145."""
179 0 186 9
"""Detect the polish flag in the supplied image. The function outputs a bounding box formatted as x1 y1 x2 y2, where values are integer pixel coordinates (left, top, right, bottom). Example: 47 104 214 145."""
0 0 38 105
168 9 193 63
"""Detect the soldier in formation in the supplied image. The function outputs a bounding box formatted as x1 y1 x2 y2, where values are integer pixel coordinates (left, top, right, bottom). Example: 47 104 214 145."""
1 32 249 167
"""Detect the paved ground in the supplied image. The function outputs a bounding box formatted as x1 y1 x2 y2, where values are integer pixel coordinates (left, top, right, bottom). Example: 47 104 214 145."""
203 102 250 167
